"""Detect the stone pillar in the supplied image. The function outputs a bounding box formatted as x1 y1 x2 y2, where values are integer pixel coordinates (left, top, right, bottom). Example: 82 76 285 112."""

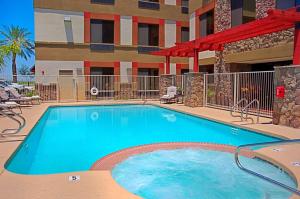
273 66 300 128
256 0 275 19
214 0 231 33
159 74 176 96
184 73 204 107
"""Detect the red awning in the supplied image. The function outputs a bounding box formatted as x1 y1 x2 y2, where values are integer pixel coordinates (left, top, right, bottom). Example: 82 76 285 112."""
151 8 300 57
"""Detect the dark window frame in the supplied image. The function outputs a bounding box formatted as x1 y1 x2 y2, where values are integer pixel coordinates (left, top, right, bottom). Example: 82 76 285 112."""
181 27 189 42
90 19 115 44
199 9 214 37
138 23 159 47
181 0 189 14
138 0 160 10
231 0 256 27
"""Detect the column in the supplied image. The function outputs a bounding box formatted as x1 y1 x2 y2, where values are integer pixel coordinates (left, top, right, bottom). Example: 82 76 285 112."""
184 72 205 107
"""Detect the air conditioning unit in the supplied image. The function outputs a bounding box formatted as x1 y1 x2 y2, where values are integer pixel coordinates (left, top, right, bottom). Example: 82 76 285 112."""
64 16 71 22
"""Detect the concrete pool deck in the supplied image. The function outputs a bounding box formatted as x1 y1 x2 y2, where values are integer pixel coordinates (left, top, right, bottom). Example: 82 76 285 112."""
0 101 299 199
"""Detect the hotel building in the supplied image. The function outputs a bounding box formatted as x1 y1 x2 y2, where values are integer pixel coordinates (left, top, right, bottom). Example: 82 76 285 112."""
34 0 298 79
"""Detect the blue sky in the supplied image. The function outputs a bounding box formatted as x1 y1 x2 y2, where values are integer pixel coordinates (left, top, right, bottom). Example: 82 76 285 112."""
0 0 34 78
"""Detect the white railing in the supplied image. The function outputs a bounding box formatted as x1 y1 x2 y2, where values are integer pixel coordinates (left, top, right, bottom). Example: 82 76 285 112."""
0 75 161 102
205 71 275 117
1 72 275 117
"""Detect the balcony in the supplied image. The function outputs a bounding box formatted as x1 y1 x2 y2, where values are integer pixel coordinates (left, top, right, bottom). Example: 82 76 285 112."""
138 46 160 54
138 0 160 10
91 0 115 4
90 43 115 51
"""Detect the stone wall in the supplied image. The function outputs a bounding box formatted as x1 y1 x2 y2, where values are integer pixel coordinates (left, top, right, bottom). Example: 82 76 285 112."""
214 0 231 32
159 75 176 96
184 73 205 107
273 66 300 128
215 0 294 66
256 0 275 19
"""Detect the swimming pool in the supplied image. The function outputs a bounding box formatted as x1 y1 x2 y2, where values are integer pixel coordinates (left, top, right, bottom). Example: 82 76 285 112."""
112 149 295 199
6 105 281 175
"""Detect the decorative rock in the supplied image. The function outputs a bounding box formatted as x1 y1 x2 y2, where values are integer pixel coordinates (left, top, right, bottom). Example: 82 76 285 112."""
184 73 205 107
273 66 300 128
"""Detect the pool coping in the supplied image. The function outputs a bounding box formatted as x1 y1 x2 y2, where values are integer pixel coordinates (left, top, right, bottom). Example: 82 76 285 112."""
0 101 299 199
90 142 255 170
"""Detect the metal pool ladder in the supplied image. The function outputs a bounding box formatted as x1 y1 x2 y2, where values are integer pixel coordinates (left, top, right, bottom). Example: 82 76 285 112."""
235 139 300 196
0 108 26 136
230 99 260 124
230 98 248 119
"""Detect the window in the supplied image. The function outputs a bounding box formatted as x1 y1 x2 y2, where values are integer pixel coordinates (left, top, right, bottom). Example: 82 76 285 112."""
181 0 189 14
138 0 160 10
231 0 256 27
138 23 159 46
276 0 296 9
91 0 114 4
242 0 256 23
181 27 189 42
200 10 214 37
181 69 189 74
90 19 114 44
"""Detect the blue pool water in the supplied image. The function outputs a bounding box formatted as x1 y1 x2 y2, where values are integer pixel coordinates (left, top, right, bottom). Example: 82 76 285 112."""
6 105 281 174
112 149 296 199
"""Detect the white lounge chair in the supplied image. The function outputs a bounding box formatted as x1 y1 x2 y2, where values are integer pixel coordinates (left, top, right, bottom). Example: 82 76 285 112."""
7 88 41 104
160 86 177 104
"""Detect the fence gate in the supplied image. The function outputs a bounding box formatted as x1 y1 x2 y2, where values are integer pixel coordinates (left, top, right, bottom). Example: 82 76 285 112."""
205 71 275 117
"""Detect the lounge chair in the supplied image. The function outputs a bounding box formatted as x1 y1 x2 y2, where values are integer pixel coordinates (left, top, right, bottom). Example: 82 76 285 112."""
6 88 41 104
160 86 177 104
0 101 22 114
0 88 32 106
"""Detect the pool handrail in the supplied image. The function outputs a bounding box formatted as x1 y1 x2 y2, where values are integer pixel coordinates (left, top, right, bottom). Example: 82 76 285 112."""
230 98 248 119
235 139 300 196
0 108 26 136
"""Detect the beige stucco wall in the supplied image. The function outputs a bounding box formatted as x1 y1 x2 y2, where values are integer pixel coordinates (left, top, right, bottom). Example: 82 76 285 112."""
35 60 84 84
165 20 177 48
120 16 133 46
35 8 84 44
120 62 132 83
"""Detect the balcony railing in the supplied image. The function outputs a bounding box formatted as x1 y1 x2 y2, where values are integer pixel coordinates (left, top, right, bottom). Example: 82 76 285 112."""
90 43 115 51
137 45 160 53
138 0 160 10
91 0 115 4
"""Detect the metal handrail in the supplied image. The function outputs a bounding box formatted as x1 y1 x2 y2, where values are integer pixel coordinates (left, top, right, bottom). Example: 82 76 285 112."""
235 139 300 196
230 98 248 119
241 99 260 123
0 108 26 136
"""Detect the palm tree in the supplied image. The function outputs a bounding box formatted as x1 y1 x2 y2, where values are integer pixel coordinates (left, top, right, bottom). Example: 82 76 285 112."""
0 47 5 69
0 26 34 82
0 45 8 70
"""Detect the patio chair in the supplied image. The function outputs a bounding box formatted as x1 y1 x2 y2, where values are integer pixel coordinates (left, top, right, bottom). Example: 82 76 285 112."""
160 86 177 104
6 88 41 104
0 101 22 114
0 88 32 106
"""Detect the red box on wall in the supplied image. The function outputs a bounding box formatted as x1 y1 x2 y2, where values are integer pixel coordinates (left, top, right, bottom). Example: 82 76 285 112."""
276 86 285 99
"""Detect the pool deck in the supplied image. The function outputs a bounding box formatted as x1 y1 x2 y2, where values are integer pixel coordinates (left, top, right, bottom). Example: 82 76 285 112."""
0 100 299 199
